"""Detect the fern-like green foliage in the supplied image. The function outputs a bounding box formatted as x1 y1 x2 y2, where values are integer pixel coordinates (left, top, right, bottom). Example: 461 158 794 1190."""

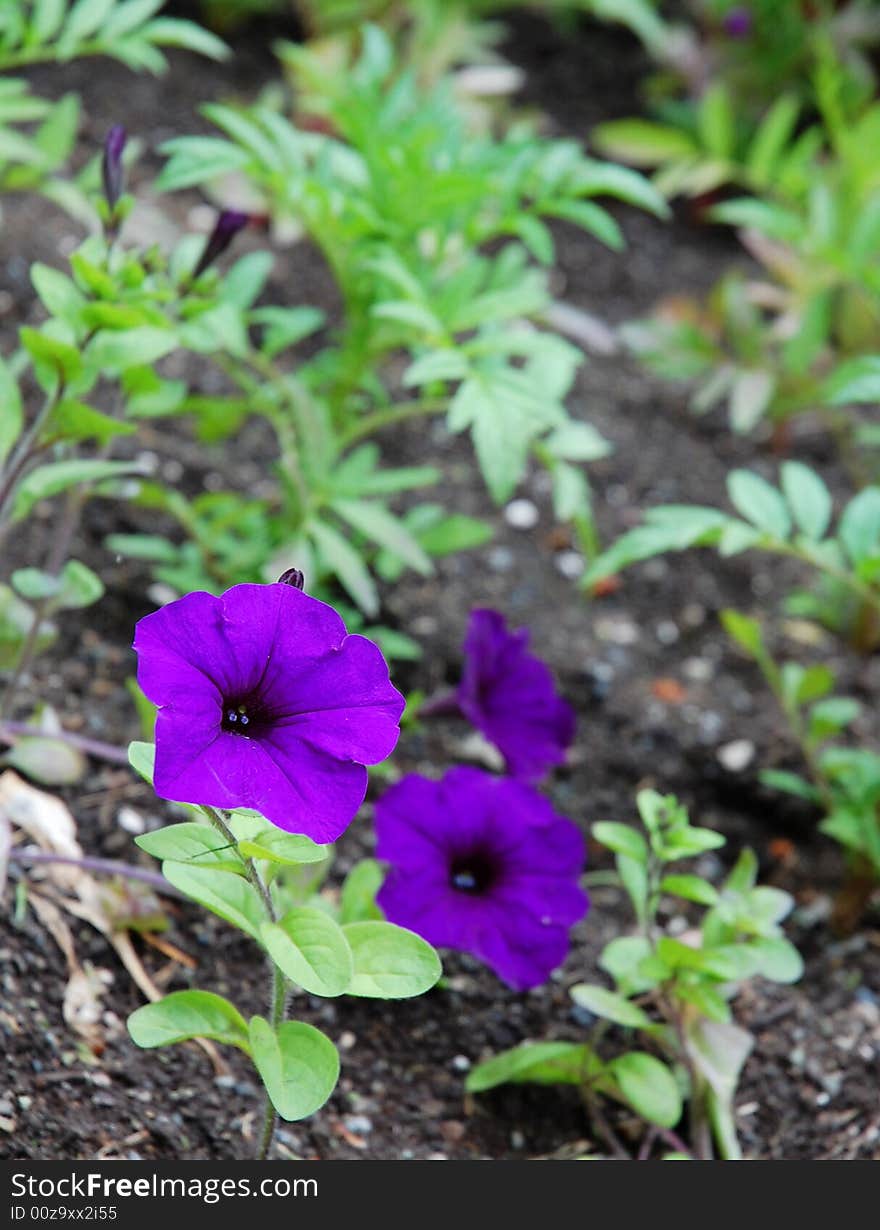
0 0 227 73
159 25 667 505
0 2 226 219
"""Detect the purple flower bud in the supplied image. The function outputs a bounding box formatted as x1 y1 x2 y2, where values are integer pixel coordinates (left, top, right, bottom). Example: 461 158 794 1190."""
277 567 305 590
192 209 250 278
102 125 127 213
722 6 752 38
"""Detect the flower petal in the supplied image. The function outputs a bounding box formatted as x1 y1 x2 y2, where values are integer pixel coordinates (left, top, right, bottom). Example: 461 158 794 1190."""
264 633 404 762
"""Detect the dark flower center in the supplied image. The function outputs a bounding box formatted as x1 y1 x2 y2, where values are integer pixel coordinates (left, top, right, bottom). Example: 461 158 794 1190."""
449 849 498 895
221 696 271 737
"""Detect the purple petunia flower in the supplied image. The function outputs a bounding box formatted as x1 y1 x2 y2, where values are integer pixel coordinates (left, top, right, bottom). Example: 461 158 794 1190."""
457 609 575 781
375 767 588 990
133 583 405 843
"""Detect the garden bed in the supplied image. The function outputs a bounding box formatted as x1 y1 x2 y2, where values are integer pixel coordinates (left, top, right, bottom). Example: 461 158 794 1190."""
2 9 879 1162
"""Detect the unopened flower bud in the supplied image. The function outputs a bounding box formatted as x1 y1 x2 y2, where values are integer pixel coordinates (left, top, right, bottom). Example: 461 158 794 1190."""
192 209 249 278
102 125 127 213
722 6 752 38
277 568 305 590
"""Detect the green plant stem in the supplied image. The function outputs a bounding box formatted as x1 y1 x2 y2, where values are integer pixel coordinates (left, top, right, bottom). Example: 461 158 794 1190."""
0 446 107 721
201 804 284 1159
0 384 64 538
338 398 445 448
779 540 880 623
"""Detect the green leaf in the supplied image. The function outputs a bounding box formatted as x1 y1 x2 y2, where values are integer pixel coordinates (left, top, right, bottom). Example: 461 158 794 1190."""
599 936 660 996
48 399 135 446
544 421 612 462
720 609 765 658
822 356 880 405
416 514 492 557
570 983 654 1028
759 768 820 801
127 740 155 785
59 0 117 47
466 1041 602 1093
260 909 353 998
617 853 649 923
592 119 697 166
135 823 243 874
0 354 23 466
660 826 726 859
236 829 328 866
745 937 803 984
86 326 177 371
607 1052 682 1128
140 17 228 61
339 858 384 924
746 95 800 188
808 697 860 742
248 1016 339 1122
729 369 775 433
687 1019 753 1161
308 519 379 617
698 83 735 160
161 861 263 940
659 875 719 906
52 559 104 610
20 327 82 386
592 821 648 863
780 462 832 541
31 263 84 324
342 920 441 999
727 470 790 538
12 459 145 521
332 498 432 576
839 488 880 567
128 990 250 1052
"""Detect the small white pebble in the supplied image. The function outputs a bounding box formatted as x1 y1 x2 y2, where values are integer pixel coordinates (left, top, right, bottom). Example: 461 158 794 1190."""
339 1031 357 1051
504 498 540 530
487 546 514 572
451 1055 471 1072
655 620 680 645
146 583 179 608
117 806 145 835
595 615 639 645
717 739 756 772
683 656 714 682
554 549 585 579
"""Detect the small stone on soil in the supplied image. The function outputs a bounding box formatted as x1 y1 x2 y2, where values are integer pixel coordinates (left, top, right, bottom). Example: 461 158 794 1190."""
504 499 540 530
717 738 754 771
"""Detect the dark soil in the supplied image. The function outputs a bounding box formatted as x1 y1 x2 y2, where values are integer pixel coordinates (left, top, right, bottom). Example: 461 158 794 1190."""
2 10 879 1163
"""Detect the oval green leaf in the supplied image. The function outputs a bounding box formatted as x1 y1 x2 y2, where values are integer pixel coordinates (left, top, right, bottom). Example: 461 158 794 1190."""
342 920 441 999
249 1016 339 1122
608 1052 683 1128
128 990 250 1052
260 908 353 997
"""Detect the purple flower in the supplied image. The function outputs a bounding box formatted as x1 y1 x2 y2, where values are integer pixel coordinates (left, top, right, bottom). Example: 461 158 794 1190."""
102 124 127 213
457 609 575 781
375 767 588 990
722 6 752 38
192 209 250 278
133 583 405 844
